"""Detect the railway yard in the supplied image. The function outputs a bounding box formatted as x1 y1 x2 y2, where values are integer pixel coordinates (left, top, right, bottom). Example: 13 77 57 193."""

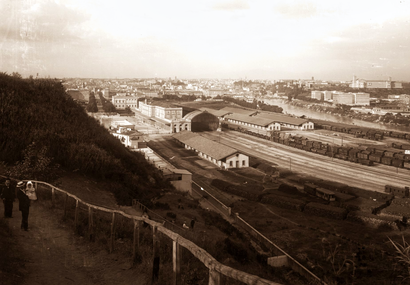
145 119 410 285
203 128 410 193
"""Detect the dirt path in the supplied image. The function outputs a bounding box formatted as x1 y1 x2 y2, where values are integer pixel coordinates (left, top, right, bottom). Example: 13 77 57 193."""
1 201 147 285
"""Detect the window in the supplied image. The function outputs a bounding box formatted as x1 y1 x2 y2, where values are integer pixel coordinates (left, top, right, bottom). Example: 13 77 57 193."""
229 161 233 166
242 160 245 166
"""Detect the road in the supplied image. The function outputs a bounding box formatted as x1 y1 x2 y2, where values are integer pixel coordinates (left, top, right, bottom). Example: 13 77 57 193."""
200 130 410 193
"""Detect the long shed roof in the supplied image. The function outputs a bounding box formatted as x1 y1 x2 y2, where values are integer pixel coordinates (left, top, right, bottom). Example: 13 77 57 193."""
225 113 276 127
199 108 232 117
173 132 240 160
255 112 309 126
173 131 199 141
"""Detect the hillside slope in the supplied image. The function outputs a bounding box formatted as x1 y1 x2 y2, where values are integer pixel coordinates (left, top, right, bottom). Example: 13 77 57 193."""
0 73 171 204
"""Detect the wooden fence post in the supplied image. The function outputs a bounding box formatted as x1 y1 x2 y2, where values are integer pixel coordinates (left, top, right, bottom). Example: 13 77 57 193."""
208 268 221 285
63 193 68 218
51 187 55 207
152 225 160 284
173 239 181 285
132 220 140 264
74 200 79 233
88 206 94 241
110 212 116 253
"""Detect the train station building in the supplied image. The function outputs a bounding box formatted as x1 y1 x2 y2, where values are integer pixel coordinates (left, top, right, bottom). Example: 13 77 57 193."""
201 107 314 131
173 132 249 169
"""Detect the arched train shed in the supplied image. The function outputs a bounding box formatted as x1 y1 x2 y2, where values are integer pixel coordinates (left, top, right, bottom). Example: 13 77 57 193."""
171 110 220 133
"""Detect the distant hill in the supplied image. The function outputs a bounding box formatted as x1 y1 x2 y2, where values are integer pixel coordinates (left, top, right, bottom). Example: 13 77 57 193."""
0 73 170 204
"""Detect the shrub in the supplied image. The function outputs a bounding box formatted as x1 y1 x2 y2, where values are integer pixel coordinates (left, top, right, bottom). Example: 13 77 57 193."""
153 202 171 210
166 212 176 219
225 238 249 264
200 210 244 239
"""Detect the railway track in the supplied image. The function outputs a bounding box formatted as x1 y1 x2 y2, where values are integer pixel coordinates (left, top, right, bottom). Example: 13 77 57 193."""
202 131 410 193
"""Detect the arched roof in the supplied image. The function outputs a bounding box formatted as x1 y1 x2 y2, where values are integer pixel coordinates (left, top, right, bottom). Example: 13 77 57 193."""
183 110 209 121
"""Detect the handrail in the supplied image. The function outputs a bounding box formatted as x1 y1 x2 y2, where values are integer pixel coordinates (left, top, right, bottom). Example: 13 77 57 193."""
1 176 281 285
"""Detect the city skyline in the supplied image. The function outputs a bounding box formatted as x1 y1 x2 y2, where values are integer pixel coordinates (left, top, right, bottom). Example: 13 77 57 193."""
1 0 410 81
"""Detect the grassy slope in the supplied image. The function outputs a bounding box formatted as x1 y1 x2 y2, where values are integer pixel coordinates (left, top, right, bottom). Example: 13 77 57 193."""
0 73 171 205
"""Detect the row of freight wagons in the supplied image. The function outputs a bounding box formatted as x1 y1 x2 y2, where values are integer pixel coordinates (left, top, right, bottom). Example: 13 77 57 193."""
241 129 410 169
313 120 410 141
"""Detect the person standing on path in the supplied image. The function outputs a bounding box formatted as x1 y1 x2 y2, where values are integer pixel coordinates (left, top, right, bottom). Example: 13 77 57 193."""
1 177 15 218
16 181 30 231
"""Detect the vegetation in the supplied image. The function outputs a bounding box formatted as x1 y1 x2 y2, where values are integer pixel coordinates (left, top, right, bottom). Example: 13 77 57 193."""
388 236 410 283
223 97 283 113
289 99 410 126
158 94 198 102
86 91 98 112
0 73 172 205
97 91 117 113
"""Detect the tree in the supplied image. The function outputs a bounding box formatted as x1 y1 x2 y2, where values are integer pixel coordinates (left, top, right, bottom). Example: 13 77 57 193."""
87 93 98 112
11 72 22 78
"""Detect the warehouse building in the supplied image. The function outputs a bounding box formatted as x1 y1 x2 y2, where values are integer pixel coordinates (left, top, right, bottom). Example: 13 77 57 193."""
173 132 249 169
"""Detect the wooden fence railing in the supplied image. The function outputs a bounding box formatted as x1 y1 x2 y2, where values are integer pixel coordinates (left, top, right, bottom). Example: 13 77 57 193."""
4 177 282 285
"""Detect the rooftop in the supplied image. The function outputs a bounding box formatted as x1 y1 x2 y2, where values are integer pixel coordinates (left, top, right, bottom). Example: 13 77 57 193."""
199 108 232 117
173 132 240 160
225 113 276 127
255 112 309 125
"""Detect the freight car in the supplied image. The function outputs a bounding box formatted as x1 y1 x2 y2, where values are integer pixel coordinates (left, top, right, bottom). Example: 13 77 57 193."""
385 185 410 198
304 183 317 195
312 119 410 142
316 188 336 201
303 184 336 201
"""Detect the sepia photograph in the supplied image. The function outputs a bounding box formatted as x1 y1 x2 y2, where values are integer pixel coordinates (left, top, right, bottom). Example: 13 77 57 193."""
1 1 410 284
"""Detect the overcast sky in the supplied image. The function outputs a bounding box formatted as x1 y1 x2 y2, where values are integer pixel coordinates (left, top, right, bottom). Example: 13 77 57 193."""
1 0 409 81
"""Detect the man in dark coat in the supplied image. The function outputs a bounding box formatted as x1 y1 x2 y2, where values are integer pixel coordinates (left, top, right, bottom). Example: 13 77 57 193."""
16 181 30 231
1 177 15 218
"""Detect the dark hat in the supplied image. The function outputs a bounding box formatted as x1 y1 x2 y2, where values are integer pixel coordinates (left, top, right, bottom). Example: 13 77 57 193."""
17 181 25 188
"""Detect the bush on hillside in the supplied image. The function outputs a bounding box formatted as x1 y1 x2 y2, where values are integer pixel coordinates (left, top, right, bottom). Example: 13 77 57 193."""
200 210 244 239
10 142 58 181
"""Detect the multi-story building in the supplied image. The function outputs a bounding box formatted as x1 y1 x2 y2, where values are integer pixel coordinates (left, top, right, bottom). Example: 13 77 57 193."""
311 91 323 100
333 92 354 105
354 92 370 106
155 106 183 122
332 92 370 106
139 101 183 122
139 101 157 117
350 75 402 89
323 91 333 101
111 95 139 109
